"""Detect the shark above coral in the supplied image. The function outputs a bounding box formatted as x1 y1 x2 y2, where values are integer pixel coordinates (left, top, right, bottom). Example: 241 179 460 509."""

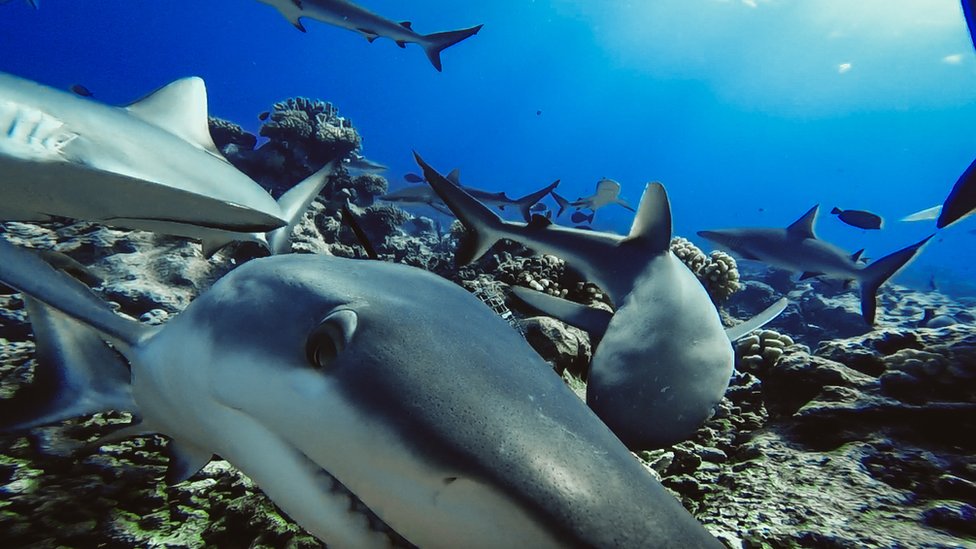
698 205 933 325
255 0 483 71
552 178 636 219
0 237 721 548
415 152 746 451
0 71 337 257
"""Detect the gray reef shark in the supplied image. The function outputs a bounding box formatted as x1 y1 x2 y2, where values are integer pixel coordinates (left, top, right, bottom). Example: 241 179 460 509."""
0 238 721 548
382 169 559 222
415 152 758 451
256 0 483 71
343 151 387 174
0 71 334 256
698 205 933 325
0 0 38 8
552 178 636 218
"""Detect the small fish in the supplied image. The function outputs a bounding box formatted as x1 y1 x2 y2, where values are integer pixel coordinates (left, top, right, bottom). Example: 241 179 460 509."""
536 110 542 116
69 84 93 97
530 202 548 213
571 211 595 224
258 111 270 121
403 173 425 183
830 207 883 230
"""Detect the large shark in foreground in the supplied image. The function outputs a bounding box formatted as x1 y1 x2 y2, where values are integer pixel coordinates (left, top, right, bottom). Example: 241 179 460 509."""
699 205 932 325
0 238 720 547
415 153 739 451
0 71 334 256
382 169 559 222
256 0 483 71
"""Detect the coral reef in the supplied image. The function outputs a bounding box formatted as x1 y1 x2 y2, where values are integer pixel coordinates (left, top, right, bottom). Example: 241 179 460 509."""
735 329 795 376
671 237 741 302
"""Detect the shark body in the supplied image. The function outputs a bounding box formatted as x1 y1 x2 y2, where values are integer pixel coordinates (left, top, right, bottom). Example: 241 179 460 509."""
0 238 720 548
415 153 736 450
552 178 636 218
698 205 932 324
382 170 559 222
0 0 37 8
0 71 335 256
256 0 483 71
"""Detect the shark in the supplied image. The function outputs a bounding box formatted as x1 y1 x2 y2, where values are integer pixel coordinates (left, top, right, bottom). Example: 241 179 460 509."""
698 205 933 325
256 0 483 71
0 237 721 548
0 0 38 8
382 169 560 222
552 178 636 218
414 152 755 450
0 71 336 257
343 151 388 174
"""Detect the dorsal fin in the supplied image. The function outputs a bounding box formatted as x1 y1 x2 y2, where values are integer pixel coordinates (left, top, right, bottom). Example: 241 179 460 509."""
624 182 671 252
786 205 819 239
125 77 223 157
400 21 413 29
851 249 865 262
446 168 461 185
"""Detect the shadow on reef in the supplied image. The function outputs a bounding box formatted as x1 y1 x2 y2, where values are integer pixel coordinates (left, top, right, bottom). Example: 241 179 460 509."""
2 98 976 547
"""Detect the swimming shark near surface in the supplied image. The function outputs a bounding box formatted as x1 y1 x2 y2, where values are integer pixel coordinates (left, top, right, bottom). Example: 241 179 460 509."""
0 0 37 8
552 178 636 218
0 237 721 548
414 152 777 450
698 205 933 325
381 168 560 222
255 0 483 71
0 71 335 256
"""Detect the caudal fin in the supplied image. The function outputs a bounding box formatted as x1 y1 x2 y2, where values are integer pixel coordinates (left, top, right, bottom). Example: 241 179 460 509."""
422 24 483 71
514 180 560 222
414 151 502 264
857 235 933 324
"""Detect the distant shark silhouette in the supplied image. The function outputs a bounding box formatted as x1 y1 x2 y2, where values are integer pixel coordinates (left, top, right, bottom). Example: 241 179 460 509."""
0 237 721 547
414 152 755 451
698 205 933 325
552 178 635 219
0 71 334 257
0 0 38 8
382 169 559 222
256 0 483 71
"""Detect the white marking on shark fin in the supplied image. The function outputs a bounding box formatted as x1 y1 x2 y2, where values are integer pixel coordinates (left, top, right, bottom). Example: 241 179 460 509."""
900 204 941 222
786 205 819 240
625 182 671 252
125 77 224 158
724 297 788 342
166 440 213 484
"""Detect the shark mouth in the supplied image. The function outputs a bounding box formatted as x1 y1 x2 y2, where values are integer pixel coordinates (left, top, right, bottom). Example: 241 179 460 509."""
288 444 416 548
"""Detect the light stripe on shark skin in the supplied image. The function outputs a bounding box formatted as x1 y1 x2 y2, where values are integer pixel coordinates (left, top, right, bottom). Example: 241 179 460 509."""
697 205 933 325
255 0 483 71
414 152 736 451
0 71 339 257
0 239 722 547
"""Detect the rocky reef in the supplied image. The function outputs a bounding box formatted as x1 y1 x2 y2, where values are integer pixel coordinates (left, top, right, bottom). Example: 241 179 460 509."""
1 103 974 548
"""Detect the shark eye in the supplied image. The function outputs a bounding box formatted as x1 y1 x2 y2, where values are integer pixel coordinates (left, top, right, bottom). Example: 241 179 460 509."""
305 309 357 370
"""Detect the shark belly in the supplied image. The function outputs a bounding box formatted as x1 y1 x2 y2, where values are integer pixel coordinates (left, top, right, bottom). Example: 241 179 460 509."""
587 253 733 450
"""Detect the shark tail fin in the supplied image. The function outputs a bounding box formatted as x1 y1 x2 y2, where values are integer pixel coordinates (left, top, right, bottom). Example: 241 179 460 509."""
414 151 503 265
937 156 976 228
551 191 571 217
514 180 560 222
421 24 483 71
0 241 147 433
267 161 337 254
856 234 934 324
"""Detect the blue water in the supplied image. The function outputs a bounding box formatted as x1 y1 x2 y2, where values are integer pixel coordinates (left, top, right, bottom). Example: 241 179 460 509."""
2 0 974 295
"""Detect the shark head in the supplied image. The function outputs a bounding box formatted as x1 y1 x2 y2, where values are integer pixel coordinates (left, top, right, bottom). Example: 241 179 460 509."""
0 241 718 547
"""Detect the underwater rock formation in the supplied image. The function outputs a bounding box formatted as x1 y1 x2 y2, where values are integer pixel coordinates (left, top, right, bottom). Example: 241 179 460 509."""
671 237 741 303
